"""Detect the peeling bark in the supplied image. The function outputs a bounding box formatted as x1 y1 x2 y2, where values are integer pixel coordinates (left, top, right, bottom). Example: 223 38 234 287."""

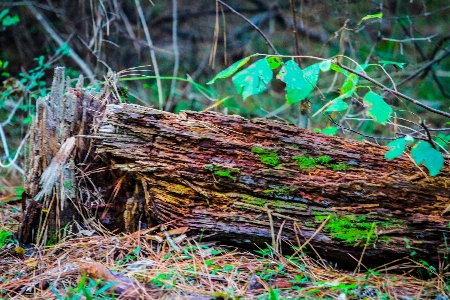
19 68 115 245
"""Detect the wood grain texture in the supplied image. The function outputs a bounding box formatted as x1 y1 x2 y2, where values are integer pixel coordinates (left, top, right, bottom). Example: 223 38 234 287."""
94 103 450 267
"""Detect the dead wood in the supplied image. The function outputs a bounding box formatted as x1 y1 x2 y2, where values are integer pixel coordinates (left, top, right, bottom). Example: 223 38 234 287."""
93 103 450 267
19 73 450 268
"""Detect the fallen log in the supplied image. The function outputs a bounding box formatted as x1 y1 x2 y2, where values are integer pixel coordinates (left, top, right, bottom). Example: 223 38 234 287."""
20 70 450 268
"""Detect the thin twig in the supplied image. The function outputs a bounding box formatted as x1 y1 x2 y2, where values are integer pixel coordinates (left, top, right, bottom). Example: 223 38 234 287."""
163 230 181 252
221 5 228 66
264 203 277 252
396 50 450 89
217 0 279 55
395 22 450 98
335 61 450 119
420 120 437 149
289 0 301 66
326 114 398 141
300 215 330 253
354 222 376 274
26 2 95 82
0 126 29 173
422 127 450 132
405 152 429 180
1 97 23 127
209 0 220 68
381 34 438 43
135 0 164 110
165 0 180 111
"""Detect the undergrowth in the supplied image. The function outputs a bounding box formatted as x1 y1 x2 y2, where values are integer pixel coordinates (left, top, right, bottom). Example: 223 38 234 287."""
1 201 450 299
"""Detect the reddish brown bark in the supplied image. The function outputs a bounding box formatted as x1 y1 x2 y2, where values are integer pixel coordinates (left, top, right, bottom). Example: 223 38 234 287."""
20 82 450 268
94 103 450 267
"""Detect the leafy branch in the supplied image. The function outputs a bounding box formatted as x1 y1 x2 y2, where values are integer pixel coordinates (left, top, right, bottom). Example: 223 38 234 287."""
335 61 450 119
207 54 449 176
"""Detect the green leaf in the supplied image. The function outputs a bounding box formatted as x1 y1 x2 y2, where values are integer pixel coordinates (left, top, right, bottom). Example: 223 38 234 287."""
356 64 370 73
133 246 142 255
325 96 348 112
319 60 332 72
411 141 444 176
95 282 117 296
232 58 273 100
322 126 338 135
2 15 20 28
64 181 72 188
340 73 358 95
338 64 368 95
267 56 282 69
385 138 406 160
276 60 301 85
331 64 348 75
435 133 450 150
277 61 320 104
363 91 392 124
56 42 71 56
207 55 253 84
303 62 321 84
404 135 414 143
14 186 24 199
0 9 10 21
23 116 32 125
269 287 280 300
379 60 406 70
358 13 383 25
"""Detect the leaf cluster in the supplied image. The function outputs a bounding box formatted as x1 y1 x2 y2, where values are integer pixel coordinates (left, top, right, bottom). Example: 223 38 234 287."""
208 55 447 176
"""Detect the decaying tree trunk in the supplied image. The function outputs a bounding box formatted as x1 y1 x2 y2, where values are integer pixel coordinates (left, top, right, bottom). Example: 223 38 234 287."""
19 68 117 245
20 67 80 245
20 70 450 268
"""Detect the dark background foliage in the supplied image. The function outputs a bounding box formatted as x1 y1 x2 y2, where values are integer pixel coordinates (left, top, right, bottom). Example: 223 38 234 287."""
1 0 449 136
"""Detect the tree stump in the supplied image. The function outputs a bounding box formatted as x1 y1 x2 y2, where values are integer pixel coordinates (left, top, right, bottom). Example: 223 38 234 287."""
19 68 117 245
20 71 450 268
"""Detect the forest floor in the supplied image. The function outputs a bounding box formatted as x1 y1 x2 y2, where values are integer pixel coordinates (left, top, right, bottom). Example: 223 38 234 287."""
0 185 449 299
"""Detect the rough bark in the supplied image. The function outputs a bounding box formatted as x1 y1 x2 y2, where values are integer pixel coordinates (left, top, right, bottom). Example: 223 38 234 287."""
20 81 450 267
20 67 80 245
19 68 116 245
93 103 450 267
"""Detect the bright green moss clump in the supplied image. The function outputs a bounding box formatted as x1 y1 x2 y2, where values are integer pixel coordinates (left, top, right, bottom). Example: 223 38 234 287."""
316 155 331 164
292 155 331 170
242 195 266 207
315 214 401 246
292 156 317 170
331 163 348 171
322 214 375 245
292 154 349 172
252 147 279 166
204 164 240 179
